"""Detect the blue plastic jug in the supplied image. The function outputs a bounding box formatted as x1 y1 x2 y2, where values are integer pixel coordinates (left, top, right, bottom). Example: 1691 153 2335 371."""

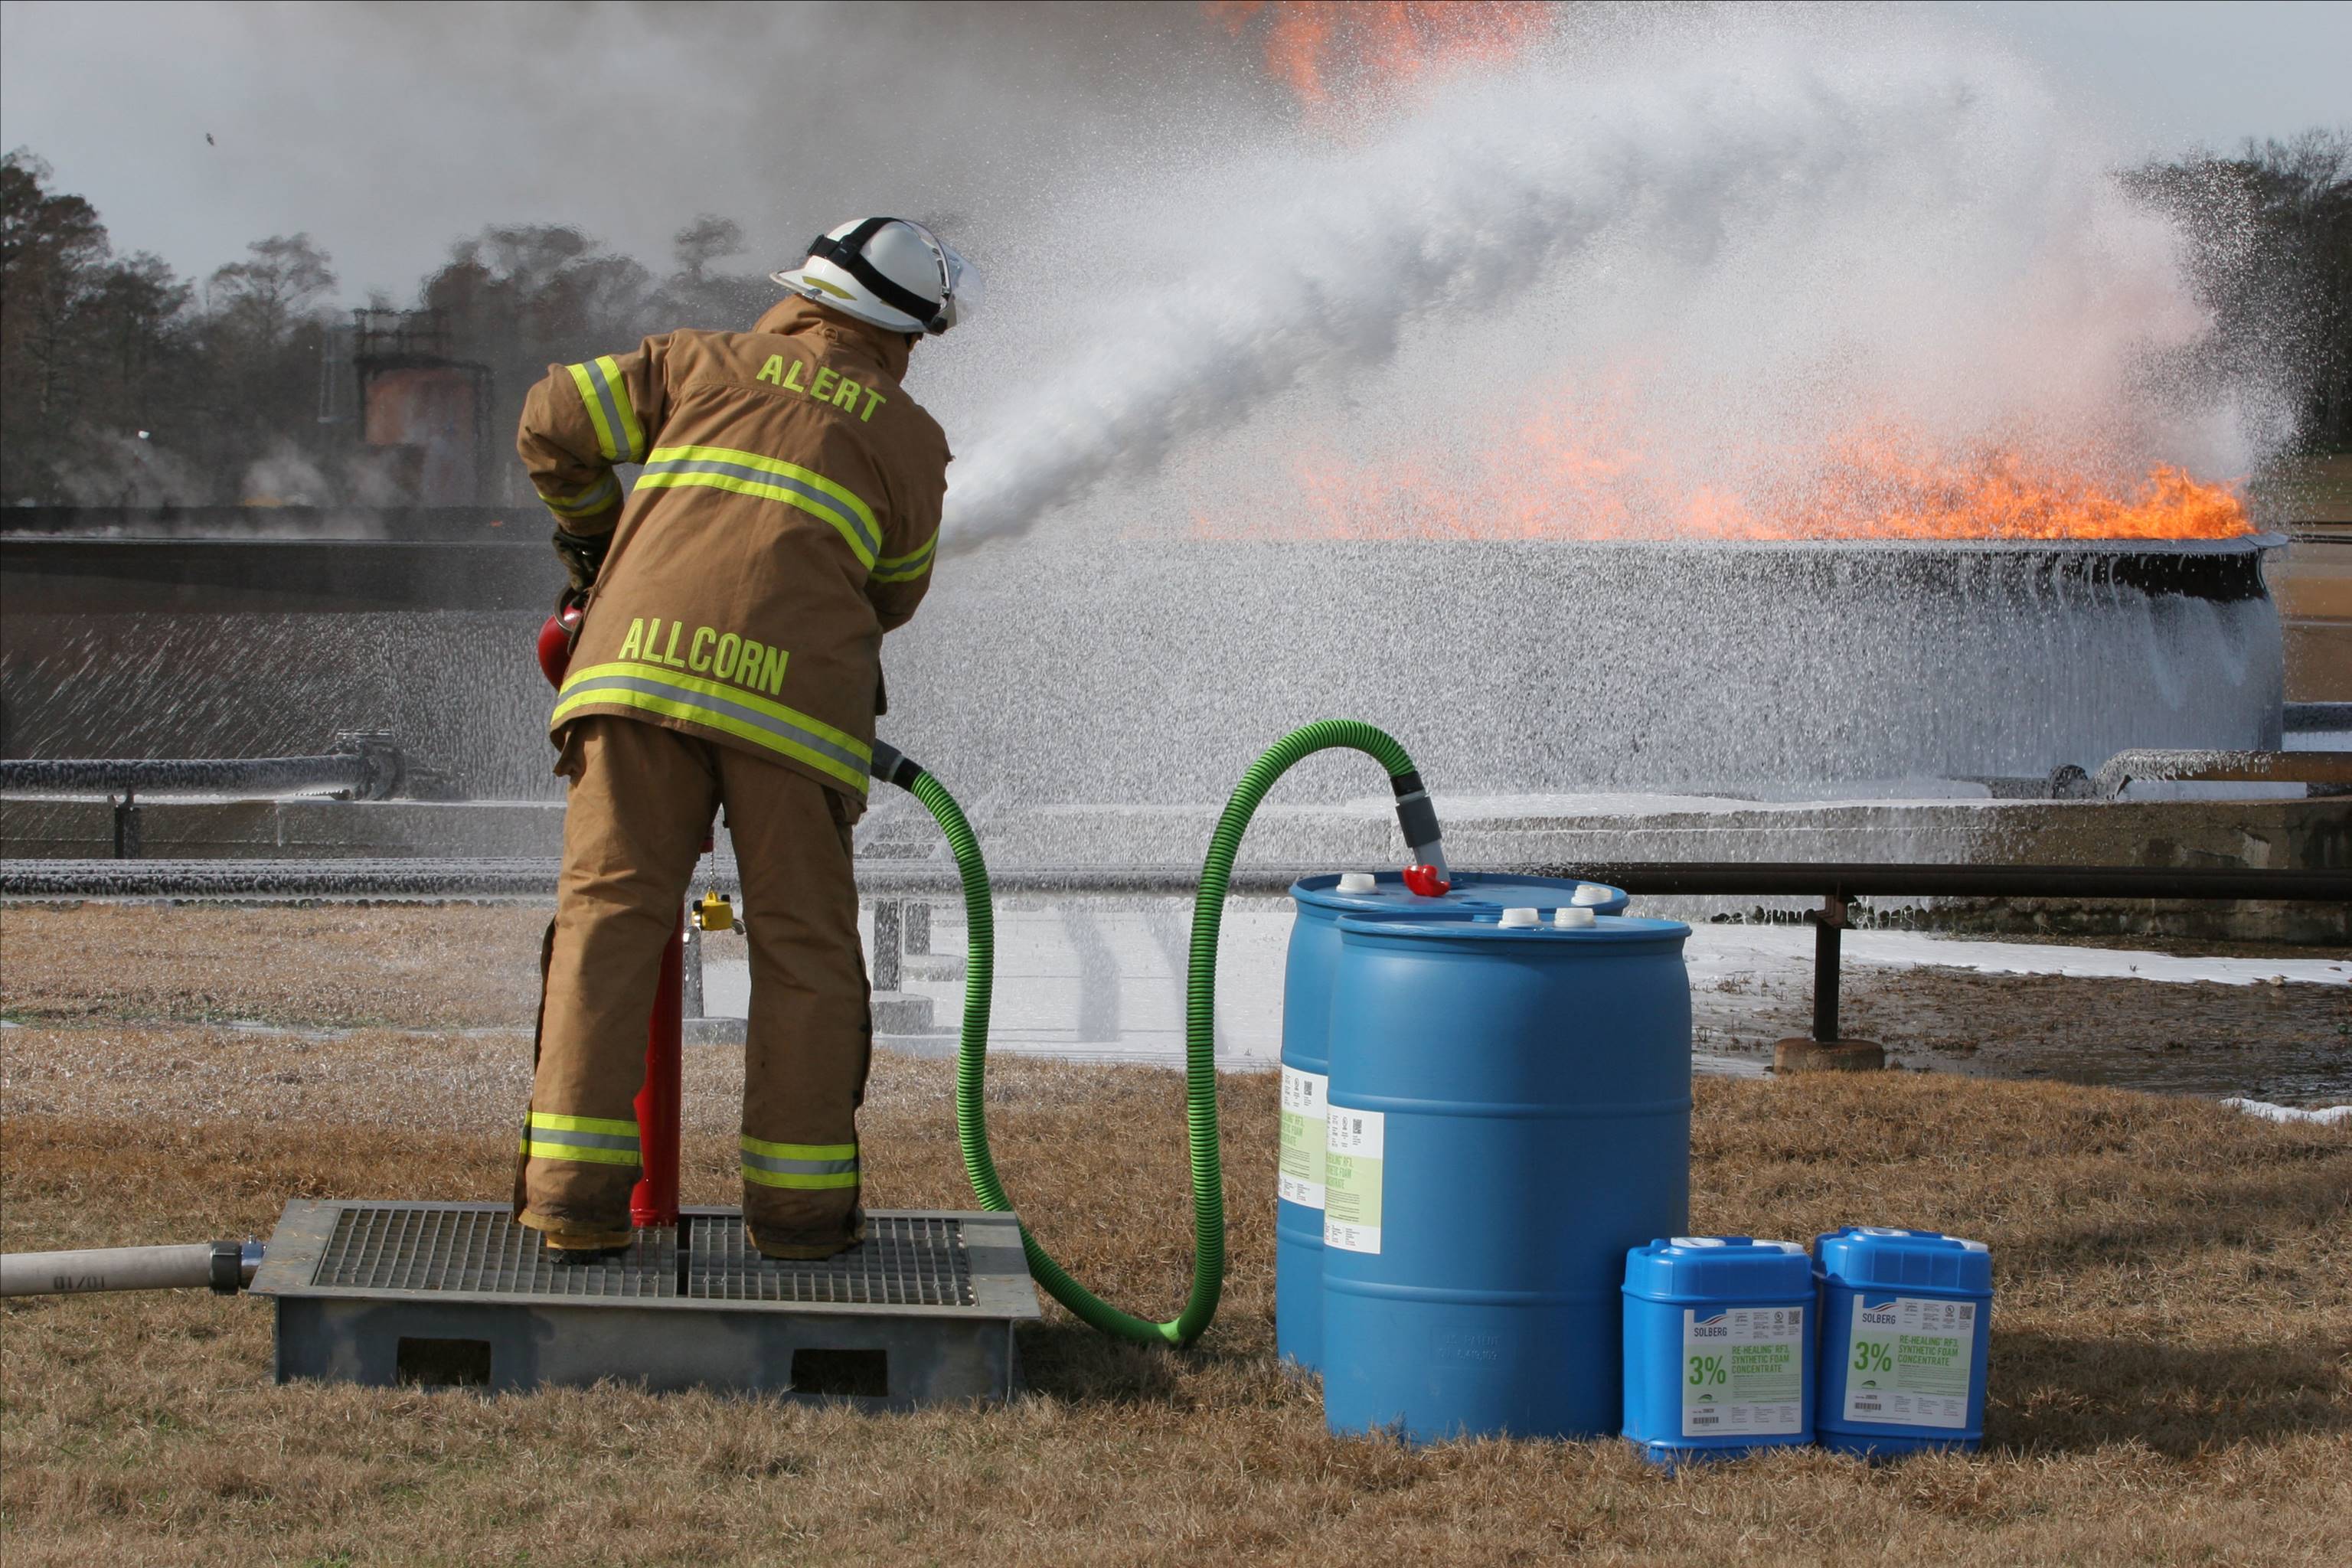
1622 1236 1815 1465
1320 910 1689 1442
1814 1227 1993 1456
1279 873 1629 1373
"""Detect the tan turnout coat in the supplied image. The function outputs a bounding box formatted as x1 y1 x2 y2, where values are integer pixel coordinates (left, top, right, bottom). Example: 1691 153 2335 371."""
519 296 949 799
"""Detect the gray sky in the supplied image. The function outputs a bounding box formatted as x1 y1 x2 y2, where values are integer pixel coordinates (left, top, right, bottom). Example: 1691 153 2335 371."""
2 0 2345 306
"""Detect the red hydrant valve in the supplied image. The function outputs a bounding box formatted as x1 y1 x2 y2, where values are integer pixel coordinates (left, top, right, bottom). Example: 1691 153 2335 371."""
1402 862 1452 898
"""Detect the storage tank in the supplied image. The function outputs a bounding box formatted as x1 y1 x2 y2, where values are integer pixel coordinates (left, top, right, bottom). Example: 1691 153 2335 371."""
1814 1227 1994 1455
1279 873 1628 1374
1321 909 1690 1442
1621 1235 1815 1465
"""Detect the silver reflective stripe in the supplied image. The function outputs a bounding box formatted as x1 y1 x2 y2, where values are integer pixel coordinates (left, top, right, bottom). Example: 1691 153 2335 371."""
640 456 880 560
541 473 620 515
525 1126 639 1153
583 358 641 462
560 672 869 776
741 1148 859 1178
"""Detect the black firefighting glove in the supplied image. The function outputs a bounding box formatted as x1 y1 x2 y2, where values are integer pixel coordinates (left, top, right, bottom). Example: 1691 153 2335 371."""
550 524 610 593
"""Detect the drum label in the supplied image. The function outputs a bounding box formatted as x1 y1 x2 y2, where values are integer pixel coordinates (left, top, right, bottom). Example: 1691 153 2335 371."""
1681 1305 1805 1438
1323 1108 1385 1254
1277 1067 1328 1209
1841 1295 1976 1428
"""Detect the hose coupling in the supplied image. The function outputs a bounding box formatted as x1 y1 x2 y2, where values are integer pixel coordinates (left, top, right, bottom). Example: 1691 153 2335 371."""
209 1240 263 1295
868 739 925 792
1390 769 1452 896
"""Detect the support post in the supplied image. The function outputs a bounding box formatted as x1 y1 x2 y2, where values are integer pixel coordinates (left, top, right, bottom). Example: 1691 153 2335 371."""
1774 891 1883 1075
112 789 141 859
1811 893 1844 1043
630 903 684 1229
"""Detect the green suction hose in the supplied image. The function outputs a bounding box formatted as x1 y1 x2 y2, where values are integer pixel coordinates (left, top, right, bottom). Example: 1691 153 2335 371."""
869 720 1436 1348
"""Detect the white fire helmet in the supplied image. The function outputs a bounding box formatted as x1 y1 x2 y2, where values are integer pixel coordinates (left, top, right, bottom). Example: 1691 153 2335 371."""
770 217 982 337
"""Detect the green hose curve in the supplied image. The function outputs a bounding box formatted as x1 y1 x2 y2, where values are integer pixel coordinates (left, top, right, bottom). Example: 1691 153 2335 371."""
899 720 1418 1347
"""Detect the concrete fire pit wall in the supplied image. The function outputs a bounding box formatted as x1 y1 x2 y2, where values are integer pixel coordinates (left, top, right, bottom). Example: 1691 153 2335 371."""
878 537 2284 803
1 532 2282 803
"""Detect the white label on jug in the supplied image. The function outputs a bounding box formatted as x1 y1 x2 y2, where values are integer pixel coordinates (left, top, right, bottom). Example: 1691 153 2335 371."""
1323 1108 1385 1255
1842 1295 1975 1429
1681 1305 1805 1438
1278 1067 1328 1209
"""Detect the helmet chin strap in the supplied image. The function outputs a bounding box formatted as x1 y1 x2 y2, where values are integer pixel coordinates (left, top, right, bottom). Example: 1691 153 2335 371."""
804 217 950 333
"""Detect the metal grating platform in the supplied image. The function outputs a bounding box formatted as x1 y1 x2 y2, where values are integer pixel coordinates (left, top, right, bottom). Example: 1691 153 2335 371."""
251 1201 1037 1406
685 1212 972 1307
315 1206 678 1297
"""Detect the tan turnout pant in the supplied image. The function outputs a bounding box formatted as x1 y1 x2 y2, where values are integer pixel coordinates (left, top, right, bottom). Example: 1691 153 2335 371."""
514 714 871 1252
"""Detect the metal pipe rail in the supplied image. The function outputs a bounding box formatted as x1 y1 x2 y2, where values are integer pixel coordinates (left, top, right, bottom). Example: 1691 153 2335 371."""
0 754 377 797
4 858 2343 903
6 857 2336 1051
0 735 410 858
0 738 409 860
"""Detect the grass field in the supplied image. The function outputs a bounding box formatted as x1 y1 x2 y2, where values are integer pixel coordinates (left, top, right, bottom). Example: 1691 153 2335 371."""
4 905 2348 1566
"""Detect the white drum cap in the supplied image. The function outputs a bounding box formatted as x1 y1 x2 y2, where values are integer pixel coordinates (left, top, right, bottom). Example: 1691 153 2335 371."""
1498 907 1540 928
1555 906 1596 929
1571 884 1611 906
1337 872 1377 893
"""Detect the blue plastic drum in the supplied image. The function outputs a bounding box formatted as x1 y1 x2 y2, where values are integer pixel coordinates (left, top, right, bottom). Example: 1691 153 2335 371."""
1622 1236 1815 1465
1321 910 1690 1442
1279 873 1629 1374
1813 1227 1993 1456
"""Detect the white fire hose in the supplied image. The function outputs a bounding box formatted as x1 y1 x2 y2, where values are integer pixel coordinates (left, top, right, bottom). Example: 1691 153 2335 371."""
1 1241 263 1298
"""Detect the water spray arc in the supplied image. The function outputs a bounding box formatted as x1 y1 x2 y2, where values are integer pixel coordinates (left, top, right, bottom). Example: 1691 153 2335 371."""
872 719 1442 1345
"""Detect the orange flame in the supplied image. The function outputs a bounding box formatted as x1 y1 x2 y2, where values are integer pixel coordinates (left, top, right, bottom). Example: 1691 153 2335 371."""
1207 1 1553 108
1214 393 2250 542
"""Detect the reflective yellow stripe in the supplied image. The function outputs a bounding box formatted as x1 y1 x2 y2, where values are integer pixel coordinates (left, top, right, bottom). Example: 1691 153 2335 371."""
537 474 619 519
639 444 880 567
600 355 645 460
741 1165 860 1190
553 659 871 792
740 1133 859 1190
741 1135 858 1161
530 1111 639 1137
872 530 937 585
521 1138 641 1166
564 355 645 463
567 361 619 461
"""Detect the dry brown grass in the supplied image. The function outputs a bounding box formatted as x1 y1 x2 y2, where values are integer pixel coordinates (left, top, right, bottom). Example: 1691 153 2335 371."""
4 907 2350 1565
0 903 548 1031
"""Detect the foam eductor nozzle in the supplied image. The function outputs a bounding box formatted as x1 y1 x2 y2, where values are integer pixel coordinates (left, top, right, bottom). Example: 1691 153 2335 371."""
1389 769 1451 896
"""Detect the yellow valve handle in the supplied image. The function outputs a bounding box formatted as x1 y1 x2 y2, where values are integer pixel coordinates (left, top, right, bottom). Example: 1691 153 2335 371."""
694 891 734 933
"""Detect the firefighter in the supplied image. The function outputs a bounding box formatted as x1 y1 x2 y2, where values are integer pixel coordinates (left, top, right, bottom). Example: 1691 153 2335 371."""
514 217 975 1263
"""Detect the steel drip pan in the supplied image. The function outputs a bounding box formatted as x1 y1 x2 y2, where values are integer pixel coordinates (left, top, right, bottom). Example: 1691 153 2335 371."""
251 1200 1037 1403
